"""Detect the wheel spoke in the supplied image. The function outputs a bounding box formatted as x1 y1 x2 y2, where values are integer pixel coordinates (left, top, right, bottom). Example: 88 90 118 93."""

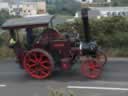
41 60 49 64
31 69 37 74
37 68 48 76
32 52 38 61
38 53 44 62
29 64 37 68
29 58 37 64
40 70 48 75
41 64 50 70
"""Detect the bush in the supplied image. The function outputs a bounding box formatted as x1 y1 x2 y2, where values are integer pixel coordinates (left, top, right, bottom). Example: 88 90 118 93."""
0 31 15 58
0 46 14 58
0 35 4 46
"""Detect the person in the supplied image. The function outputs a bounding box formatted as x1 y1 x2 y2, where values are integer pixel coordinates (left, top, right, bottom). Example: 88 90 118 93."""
9 38 16 48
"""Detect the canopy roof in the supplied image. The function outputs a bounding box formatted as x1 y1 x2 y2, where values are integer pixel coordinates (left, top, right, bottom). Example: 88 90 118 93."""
2 15 54 29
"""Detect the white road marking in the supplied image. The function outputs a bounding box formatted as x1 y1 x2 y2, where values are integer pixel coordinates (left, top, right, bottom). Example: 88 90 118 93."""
67 86 128 91
0 84 7 87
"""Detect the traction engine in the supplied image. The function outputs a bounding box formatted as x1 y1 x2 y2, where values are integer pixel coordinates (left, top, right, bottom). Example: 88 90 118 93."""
1 1 107 79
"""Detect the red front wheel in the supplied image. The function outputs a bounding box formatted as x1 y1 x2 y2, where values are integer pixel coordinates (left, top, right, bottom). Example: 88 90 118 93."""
23 49 54 79
81 59 102 79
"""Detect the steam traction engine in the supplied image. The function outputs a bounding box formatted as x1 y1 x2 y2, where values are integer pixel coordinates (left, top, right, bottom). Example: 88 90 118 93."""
2 1 107 79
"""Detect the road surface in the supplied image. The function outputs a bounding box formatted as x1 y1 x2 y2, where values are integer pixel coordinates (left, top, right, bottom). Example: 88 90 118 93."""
0 58 128 96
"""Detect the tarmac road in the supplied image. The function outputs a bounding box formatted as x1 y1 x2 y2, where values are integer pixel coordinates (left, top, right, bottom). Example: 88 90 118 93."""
0 58 128 96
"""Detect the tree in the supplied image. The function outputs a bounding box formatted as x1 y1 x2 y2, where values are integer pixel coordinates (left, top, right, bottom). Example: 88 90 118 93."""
0 9 12 26
0 9 19 26
112 1 120 6
47 0 80 15
111 0 128 6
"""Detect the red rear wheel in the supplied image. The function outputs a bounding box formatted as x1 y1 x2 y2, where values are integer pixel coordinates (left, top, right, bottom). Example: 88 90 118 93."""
81 59 102 79
23 49 54 79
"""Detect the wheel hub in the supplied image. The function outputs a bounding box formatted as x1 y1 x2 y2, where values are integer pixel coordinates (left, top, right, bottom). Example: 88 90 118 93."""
36 62 40 66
